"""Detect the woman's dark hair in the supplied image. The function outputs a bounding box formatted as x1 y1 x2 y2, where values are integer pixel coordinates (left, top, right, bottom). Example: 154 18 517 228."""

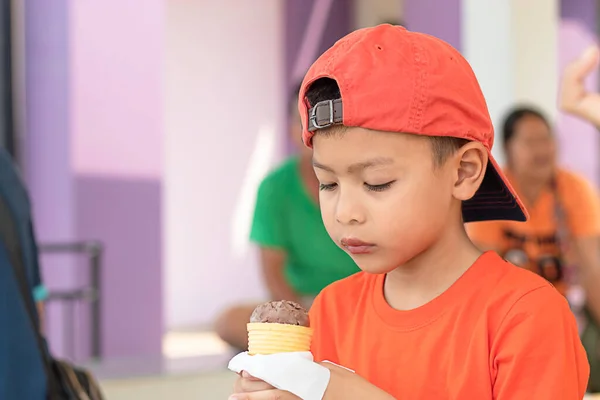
288 82 303 114
502 106 551 148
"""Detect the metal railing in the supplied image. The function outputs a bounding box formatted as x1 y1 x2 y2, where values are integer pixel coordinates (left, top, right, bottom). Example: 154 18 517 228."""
39 240 103 360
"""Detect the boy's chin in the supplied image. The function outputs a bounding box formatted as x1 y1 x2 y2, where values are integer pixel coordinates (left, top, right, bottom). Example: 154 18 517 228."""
354 259 398 275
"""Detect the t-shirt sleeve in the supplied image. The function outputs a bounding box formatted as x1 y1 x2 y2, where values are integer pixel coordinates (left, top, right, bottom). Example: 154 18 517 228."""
492 286 589 399
249 174 287 249
309 289 339 364
465 221 505 251
562 173 600 238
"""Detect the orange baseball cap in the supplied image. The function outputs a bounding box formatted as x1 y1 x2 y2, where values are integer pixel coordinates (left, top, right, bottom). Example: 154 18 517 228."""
298 24 528 223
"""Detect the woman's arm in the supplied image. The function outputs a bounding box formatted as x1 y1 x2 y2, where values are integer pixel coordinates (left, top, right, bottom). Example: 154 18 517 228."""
259 247 300 303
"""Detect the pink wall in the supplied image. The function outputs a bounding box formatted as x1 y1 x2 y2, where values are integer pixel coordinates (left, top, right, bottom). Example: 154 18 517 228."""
70 1 163 180
69 0 165 358
26 0 164 360
164 0 284 329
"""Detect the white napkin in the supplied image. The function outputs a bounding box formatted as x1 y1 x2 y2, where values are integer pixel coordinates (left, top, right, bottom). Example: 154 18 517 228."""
228 351 331 400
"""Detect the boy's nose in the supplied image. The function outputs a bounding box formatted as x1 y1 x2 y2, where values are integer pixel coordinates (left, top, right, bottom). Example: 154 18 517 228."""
335 192 365 225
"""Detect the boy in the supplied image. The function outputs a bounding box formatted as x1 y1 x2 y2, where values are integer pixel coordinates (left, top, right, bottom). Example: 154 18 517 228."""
230 25 589 400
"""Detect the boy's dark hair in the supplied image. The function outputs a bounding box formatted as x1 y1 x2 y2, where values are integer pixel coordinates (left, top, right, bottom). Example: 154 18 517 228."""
501 106 551 148
305 78 468 166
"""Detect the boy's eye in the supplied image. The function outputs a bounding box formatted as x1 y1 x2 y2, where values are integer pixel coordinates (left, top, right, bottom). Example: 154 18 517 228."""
365 180 396 192
319 183 337 191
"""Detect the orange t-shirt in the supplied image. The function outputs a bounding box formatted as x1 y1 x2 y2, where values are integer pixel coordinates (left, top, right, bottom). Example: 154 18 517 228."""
309 252 589 399
467 169 600 295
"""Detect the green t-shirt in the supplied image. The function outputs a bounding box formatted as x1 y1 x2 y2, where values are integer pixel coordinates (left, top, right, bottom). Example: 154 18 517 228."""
250 157 360 295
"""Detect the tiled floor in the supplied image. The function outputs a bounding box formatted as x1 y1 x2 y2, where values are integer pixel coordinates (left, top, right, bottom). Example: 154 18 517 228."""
101 370 236 400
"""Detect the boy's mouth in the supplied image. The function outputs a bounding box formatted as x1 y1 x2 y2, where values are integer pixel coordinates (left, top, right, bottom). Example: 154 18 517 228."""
341 237 375 255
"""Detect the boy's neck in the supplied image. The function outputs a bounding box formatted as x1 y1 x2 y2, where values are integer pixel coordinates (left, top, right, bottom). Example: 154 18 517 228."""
383 223 482 311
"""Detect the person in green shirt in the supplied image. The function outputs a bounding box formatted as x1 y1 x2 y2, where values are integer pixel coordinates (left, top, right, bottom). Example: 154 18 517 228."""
214 85 360 350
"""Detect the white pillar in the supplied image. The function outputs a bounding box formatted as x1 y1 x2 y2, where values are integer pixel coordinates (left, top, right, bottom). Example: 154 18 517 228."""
164 0 284 329
511 0 559 120
353 0 404 29
462 0 559 165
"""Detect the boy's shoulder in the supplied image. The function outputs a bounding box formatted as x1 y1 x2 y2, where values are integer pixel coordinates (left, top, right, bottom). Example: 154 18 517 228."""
482 254 570 322
310 252 567 321
309 271 373 318
483 252 558 296
317 270 373 299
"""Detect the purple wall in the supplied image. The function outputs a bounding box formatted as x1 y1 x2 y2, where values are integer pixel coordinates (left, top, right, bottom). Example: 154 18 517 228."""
69 0 164 359
284 0 352 153
24 1 73 247
561 0 597 35
284 0 352 89
403 0 462 52
24 0 79 358
76 177 162 357
24 0 164 360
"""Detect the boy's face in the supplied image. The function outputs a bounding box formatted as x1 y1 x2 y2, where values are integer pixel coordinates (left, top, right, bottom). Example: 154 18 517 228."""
312 128 458 274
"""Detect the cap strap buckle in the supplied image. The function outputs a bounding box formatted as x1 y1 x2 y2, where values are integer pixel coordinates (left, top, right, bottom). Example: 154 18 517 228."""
307 99 343 132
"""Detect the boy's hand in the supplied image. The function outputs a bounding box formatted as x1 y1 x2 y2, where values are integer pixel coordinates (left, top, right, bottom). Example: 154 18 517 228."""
230 370 297 400
232 371 276 394
230 364 395 400
319 362 395 399
560 46 600 128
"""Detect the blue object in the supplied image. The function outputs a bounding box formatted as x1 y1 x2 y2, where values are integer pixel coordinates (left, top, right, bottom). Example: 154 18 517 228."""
0 148 47 398
0 148 46 300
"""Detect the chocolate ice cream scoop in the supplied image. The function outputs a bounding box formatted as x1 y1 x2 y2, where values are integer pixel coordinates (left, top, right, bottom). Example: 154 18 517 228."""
250 300 310 327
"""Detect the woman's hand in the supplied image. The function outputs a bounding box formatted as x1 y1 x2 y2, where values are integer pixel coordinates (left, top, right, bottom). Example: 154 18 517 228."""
560 46 600 128
229 363 395 400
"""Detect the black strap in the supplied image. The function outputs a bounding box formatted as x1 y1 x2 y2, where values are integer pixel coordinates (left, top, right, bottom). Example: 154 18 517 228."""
307 99 343 132
0 195 58 398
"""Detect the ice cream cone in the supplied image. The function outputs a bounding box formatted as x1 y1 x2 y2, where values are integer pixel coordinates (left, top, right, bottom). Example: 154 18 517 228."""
247 322 313 355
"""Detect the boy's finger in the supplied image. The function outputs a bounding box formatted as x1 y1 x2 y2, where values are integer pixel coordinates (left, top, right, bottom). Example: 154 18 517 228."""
234 377 274 393
230 389 297 400
241 370 262 380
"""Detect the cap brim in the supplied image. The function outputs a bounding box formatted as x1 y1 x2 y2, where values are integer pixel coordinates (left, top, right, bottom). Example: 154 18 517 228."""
463 151 528 223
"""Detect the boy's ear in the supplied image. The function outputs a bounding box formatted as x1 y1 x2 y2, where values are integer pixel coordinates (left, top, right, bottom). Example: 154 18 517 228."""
452 142 488 201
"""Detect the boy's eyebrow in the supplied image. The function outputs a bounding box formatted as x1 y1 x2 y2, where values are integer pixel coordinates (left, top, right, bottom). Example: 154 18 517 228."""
313 157 394 173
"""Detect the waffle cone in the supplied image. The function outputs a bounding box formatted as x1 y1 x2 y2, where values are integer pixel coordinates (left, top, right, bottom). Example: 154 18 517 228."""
247 322 313 355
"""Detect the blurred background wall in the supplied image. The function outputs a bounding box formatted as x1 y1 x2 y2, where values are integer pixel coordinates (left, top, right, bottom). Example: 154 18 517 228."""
6 0 600 396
